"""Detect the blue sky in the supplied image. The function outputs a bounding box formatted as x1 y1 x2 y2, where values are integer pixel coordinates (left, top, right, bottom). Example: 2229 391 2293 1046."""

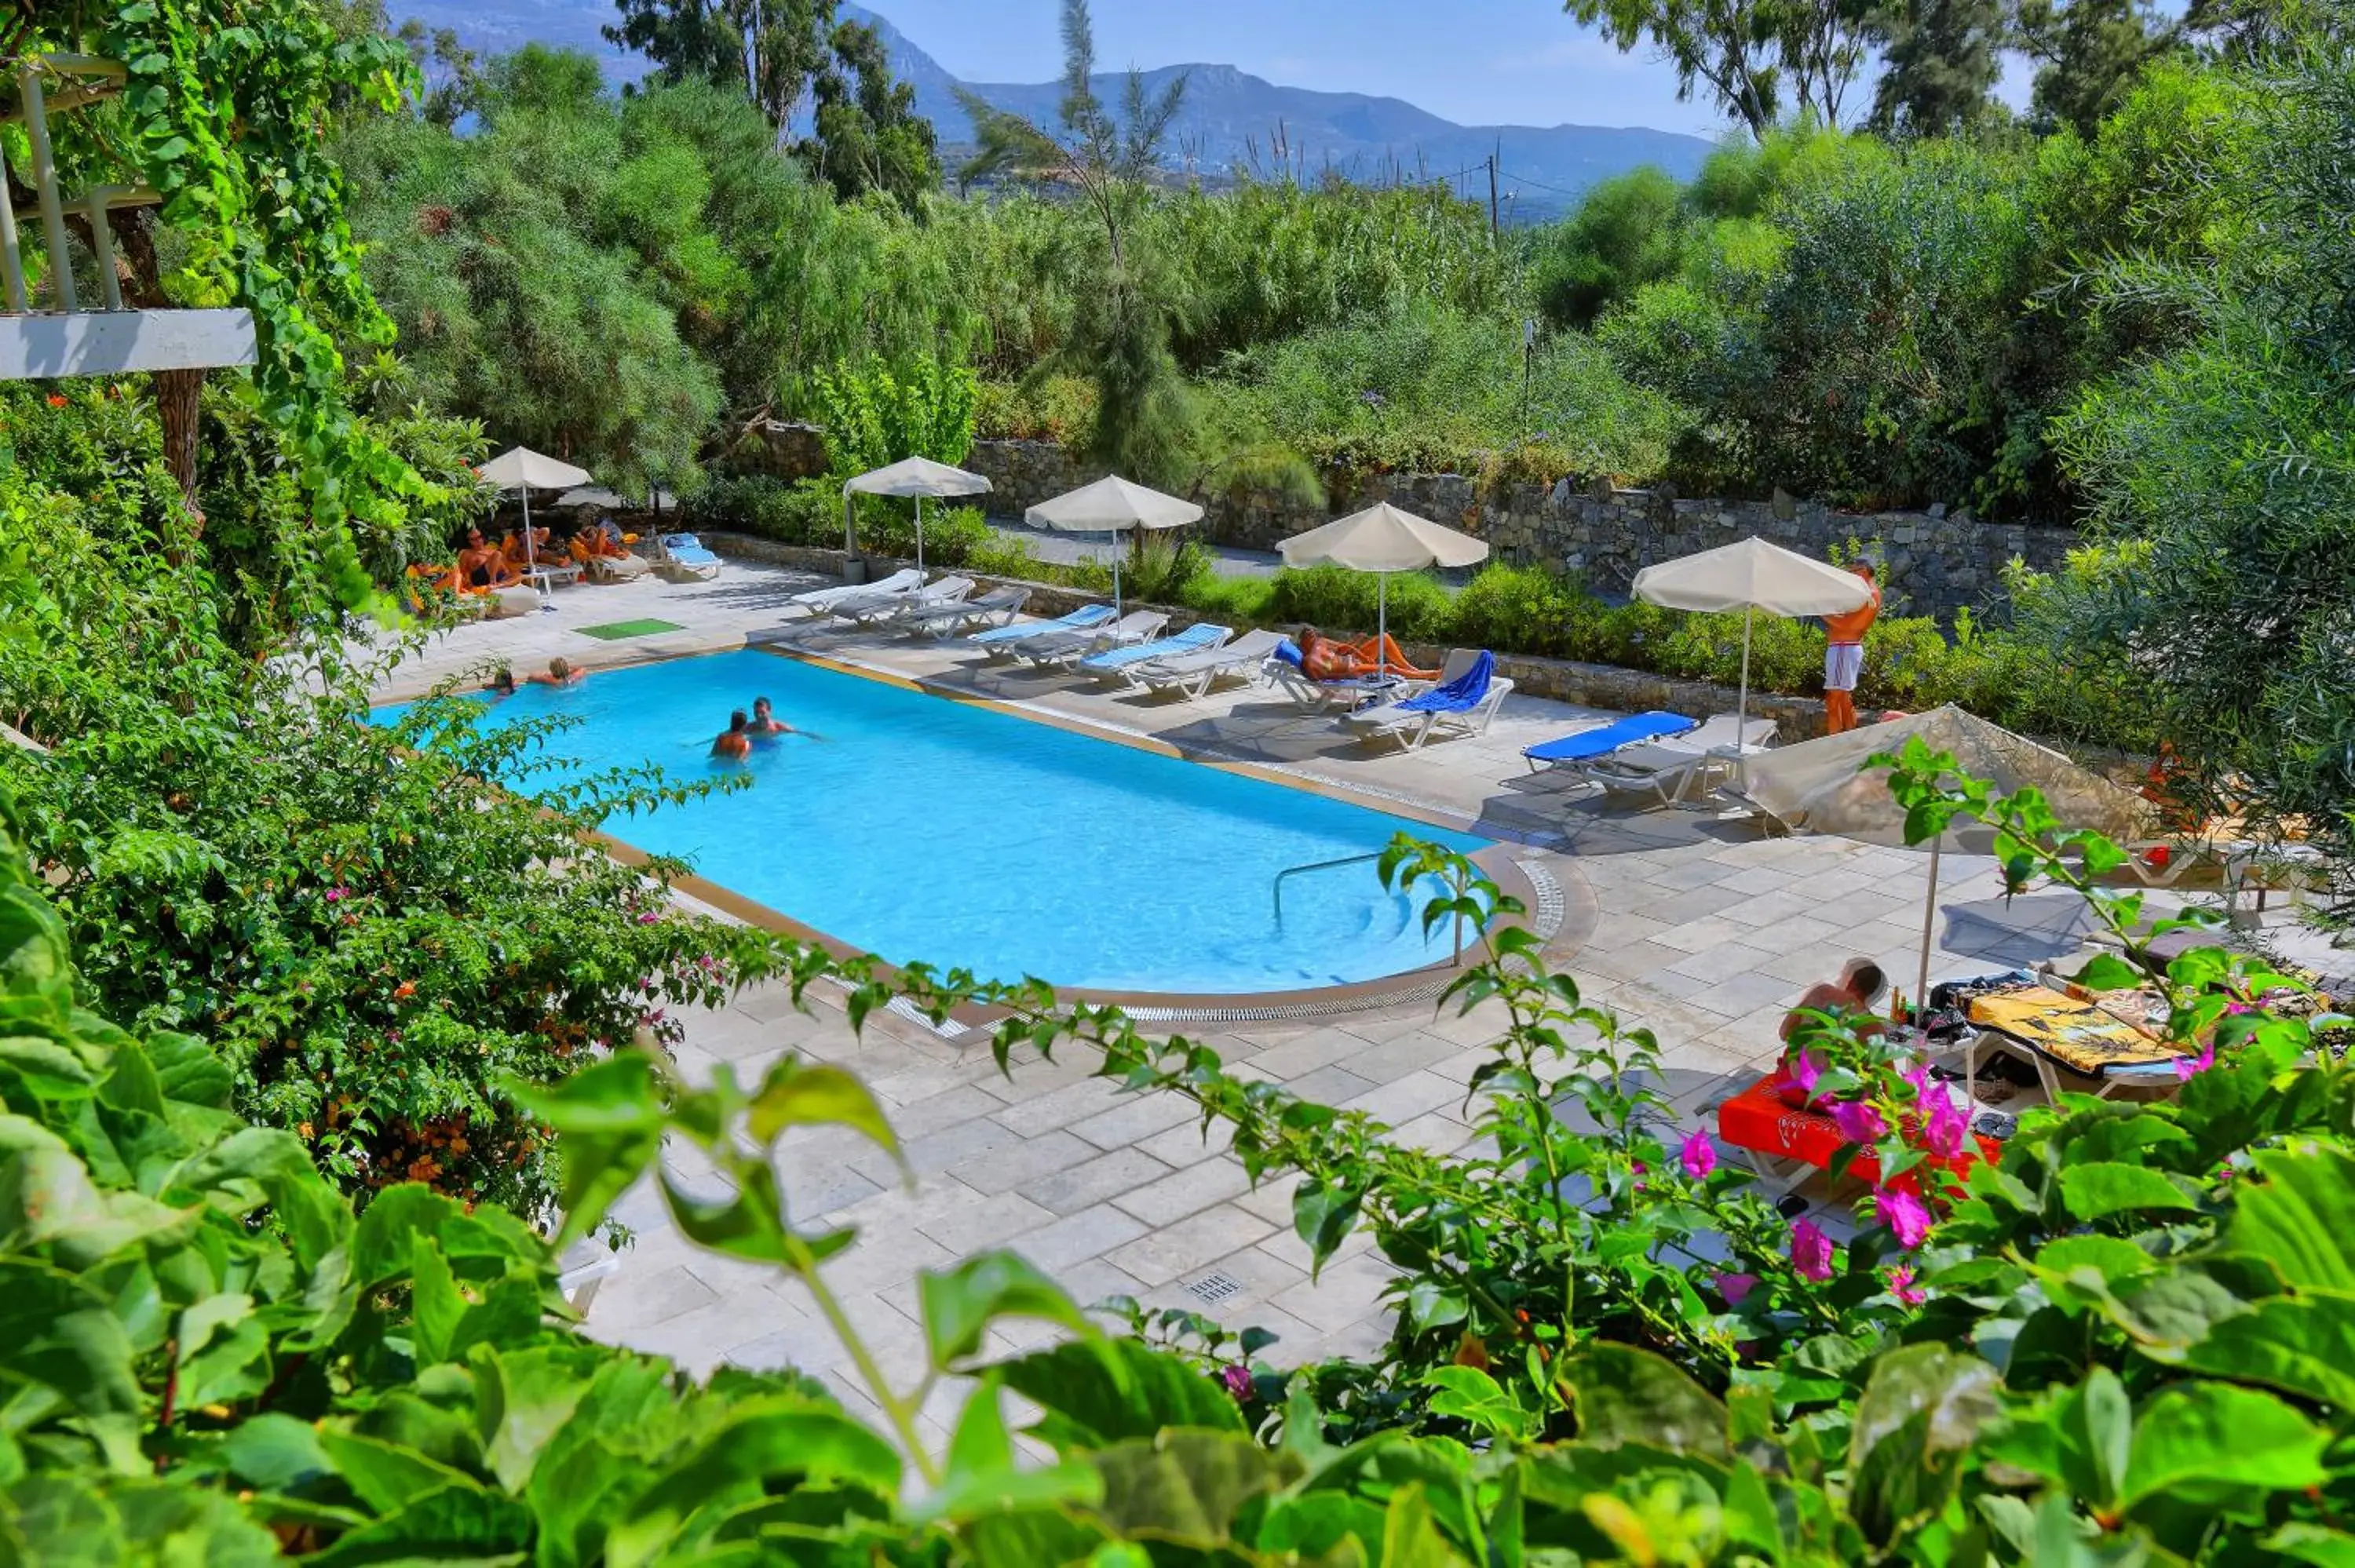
882 0 1748 135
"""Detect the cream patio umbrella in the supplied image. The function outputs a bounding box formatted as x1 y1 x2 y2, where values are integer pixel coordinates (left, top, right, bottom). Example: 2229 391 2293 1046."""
478 445 593 607
1276 502 1489 679
1025 475 1203 616
842 456 991 572
1738 704 2159 1088
1632 537 1874 768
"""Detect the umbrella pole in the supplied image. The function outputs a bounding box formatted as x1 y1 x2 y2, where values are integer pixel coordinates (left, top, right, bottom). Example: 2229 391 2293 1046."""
1918 837 1941 1045
1377 574 1388 682
1112 545 1122 620
1734 605 1753 783
522 487 543 609
914 495 924 574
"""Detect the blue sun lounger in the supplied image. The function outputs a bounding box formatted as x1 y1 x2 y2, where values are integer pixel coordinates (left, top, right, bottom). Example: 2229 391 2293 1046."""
1522 710 1700 771
1079 622 1230 676
970 602 1115 648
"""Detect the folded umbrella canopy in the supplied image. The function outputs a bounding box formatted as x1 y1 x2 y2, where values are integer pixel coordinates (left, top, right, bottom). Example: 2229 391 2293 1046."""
477 446 593 607
1025 475 1203 617
1631 537 1874 769
1276 502 1489 679
842 457 991 572
1738 703 2158 1062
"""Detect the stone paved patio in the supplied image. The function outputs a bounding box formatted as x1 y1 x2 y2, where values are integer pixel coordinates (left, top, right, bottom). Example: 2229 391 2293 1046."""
369 559 2189 1449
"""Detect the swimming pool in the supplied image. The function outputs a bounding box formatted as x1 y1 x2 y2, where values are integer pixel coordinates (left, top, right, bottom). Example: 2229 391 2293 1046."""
380 650 1492 995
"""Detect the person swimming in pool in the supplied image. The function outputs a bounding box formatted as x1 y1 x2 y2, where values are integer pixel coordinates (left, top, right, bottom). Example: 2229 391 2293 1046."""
484 665 517 698
711 710 752 760
528 657 587 687
745 695 825 743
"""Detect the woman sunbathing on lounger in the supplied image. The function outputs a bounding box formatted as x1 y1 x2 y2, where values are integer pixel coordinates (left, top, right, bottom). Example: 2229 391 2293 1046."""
1296 626 1439 683
458 529 520 589
500 524 552 571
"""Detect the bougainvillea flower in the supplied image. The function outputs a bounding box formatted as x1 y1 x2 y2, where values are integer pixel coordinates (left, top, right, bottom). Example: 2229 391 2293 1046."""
1791 1220 1835 1282
1887 1264 1926 1305
1716 1271 1759 1306
1921 1088 1969 1160
1829 1099 1886 1145
1680 1129 1718 1180
1221 1364 1251 1400
1875 1188 1933 1249
2174 1041 2216 1081
1789 1049 1823 1096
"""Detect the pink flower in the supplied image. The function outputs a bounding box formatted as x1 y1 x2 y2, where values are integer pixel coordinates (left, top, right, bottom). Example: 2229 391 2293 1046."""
1887 1264 1926 1306
635 911 660 925
1788 1050 1823 1097
1829 1099 1886 1145
1716 1271 1759 1306
2174 1041 2215 1081
1921 1088 1969 1161
1680 1129 1718 1180
1902 1059 1932 1096
1791 1220 1835 1282
1630 1159 1648 1193
1220 1364 1252 1400
324 886 349 903
1875 1188 1933 1249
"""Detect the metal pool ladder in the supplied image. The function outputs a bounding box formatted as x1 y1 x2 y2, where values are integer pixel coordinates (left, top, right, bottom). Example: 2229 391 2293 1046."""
1271 851 1382 929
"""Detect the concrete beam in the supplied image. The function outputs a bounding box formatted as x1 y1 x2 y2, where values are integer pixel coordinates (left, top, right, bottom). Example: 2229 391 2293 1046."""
0 308 257 379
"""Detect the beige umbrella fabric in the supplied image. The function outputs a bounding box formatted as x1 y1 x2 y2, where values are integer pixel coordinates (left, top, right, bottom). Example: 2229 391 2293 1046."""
1277 502 1489 678
842 457 991 571
1632 537 1874 763
478 446 593 603
1740 704 2158 1035
1026 475 1203 616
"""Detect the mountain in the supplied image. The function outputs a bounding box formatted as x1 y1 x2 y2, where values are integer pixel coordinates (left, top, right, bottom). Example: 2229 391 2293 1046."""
382 2 1717 218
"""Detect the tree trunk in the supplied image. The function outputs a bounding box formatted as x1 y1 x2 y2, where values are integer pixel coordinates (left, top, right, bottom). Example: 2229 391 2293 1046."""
108 210 206 509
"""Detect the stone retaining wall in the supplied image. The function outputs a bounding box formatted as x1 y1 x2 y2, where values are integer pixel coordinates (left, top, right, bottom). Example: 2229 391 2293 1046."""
962 438 2073 620
703 531 1829 740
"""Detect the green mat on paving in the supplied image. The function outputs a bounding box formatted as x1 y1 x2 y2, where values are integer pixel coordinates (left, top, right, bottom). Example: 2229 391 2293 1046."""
575 618 685 640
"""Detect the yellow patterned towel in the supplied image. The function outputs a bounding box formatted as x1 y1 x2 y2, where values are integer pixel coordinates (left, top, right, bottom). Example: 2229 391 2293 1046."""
1966 986 2178 1075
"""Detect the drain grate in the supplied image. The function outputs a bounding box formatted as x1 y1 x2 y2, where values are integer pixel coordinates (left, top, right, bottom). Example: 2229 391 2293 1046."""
1185 1271 1243 1305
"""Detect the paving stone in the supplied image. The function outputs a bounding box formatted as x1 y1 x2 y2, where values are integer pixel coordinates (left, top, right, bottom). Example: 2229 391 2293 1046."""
950 1129 1102 1195
1331 1027 1460 1083
988 1077 1130 1137
1135 1115 1236 1169
1024 1148 1176 1215
863 1114 1029 1183
587 1262 719 1332
1269 1251 1400 1332
916 1191 1060 1251
1111 1155 1254 1227
1244 1030 1371 1081
1068 1092 1200 1150
1684 969 1804 1021
1666 941 1776 980
1009 1204 1152 1271
1340 1070 1461 1127
1283 1063 1379 1107
1105 1205 1279 1287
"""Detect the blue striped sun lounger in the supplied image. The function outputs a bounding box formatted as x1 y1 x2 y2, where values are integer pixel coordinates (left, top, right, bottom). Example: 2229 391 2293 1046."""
1079 622 1230 676
971 602 1115 647
1523 710 1699 771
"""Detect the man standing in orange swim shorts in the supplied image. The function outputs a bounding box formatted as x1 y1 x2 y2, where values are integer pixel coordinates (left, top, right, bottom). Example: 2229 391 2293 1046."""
1820 558 1880 735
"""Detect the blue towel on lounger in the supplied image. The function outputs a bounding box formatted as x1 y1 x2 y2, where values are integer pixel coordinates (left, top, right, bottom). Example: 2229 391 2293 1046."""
1082 622 1229 673
1398 651 1495 713
1521 709 1698 764
1272 637 1303 667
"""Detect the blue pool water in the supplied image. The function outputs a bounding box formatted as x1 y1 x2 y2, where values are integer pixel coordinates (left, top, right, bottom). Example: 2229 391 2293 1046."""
379 650 1489 994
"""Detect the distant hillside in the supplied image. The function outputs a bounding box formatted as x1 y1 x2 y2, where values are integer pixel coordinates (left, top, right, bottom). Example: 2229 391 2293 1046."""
382 1 1717 219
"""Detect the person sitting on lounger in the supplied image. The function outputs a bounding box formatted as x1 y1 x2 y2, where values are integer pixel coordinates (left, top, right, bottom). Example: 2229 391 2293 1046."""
501 524 553 572
1298 626 1437 683
1337 633 1440 680
711 710 752 760
528 657 586 687
458 528 520 589
1775 957 1888 1103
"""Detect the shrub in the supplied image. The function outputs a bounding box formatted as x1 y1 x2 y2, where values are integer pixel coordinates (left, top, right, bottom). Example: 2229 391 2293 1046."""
1265 563 1458 644
687 472 838 545
813 352 978 474
974 373 1098 446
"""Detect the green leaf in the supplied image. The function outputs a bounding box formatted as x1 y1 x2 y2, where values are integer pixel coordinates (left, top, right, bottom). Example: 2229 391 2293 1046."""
410 1234 465 1366
2071 954 2144 992
1381 1483 1466 1568
1421 1366 1528 1441
2266 1524 2355 1568
1089 1430 1290 1546
220 1413 336 1493
912 1378 1104 1525
2171 1293 2355 1408
747 1059 900 1157
302 1482 531 1566
607 1406 904 1560
1846 1345 2003 1547
2222 1146 2355 1292
351 1184 459 1289
316 1429 484 1515
471 1346 604 1494
918 1251 1097 1369
2120 1383 2329 1509
996 1340 1245 1454
508 1055 667 1246
1404 1278 1468 1333
2055 1162 2199 1221
1292 1181 1362 1274
1566 1344 1729 1461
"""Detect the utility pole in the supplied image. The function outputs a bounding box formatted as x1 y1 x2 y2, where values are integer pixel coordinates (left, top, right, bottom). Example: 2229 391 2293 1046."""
1487 148 1499 241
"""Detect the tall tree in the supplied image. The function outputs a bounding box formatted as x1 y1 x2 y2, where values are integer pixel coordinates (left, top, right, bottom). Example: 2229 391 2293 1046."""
804 20 940 210
1563 0 1879 136
1868 0 2007 135
956 0 1195 484
2015 0 2182 135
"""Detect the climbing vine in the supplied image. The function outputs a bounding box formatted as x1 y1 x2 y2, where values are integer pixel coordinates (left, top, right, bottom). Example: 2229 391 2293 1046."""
19 0 422 610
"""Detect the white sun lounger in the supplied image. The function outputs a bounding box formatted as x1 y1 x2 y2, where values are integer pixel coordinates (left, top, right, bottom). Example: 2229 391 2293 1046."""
1077 622 1229 680
833 574 972 627
1007 609 1168 667
1266 661 1409 714
1576 713 1780 805
1124 628 1288 699
898 585 1030 637
1340 649 1514 752
972 602 1115 651
781 567 922 620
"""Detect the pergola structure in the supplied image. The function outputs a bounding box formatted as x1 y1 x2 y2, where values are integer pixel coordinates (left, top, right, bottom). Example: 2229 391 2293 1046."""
0 53 255 380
